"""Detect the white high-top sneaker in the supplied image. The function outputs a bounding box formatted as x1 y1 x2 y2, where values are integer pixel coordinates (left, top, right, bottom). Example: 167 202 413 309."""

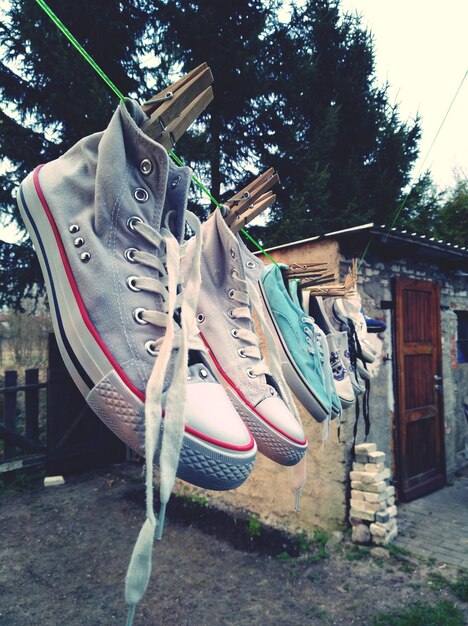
17 100 257 493
183 209 307 466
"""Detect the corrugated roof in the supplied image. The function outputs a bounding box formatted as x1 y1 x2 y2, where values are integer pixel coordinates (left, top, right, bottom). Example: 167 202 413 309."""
260 223 468 260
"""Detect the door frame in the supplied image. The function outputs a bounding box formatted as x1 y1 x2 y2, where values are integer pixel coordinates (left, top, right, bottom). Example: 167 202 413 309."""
393 276 446 501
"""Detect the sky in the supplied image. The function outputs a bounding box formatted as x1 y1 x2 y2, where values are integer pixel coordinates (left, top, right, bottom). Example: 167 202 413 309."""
339 0 468 190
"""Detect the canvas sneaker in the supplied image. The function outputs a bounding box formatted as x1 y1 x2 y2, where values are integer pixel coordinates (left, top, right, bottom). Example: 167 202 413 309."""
16 99 257 493
183 210 307 466
334 296 378 364
306 294 355 409
260 265 331 423
322 297 366 397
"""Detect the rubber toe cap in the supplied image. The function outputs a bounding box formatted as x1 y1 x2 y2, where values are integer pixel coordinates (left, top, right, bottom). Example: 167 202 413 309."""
186 381 255 450
256 396 306 445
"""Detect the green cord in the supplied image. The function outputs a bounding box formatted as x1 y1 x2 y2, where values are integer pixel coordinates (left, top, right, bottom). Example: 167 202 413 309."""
35 0 126 102
168 149 222 209
35 0 279 266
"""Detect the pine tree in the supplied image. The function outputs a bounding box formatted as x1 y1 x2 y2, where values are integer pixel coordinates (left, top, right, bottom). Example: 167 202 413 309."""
0 0 429 309
434 178 468 247
0 0 153 309
251 0 422 247
145 0 279 206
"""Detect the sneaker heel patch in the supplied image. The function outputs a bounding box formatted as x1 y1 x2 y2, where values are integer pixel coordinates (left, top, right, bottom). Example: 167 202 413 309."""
87 370 145 454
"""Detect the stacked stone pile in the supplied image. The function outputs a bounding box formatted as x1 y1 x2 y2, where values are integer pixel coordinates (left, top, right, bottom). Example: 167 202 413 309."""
349 443 398 545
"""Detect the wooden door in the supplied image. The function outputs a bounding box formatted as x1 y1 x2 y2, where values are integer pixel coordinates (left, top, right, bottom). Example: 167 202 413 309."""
394 277 445 501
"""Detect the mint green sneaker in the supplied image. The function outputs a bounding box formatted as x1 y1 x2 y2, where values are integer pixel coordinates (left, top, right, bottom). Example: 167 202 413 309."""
260 264 331 423
290 282 343 419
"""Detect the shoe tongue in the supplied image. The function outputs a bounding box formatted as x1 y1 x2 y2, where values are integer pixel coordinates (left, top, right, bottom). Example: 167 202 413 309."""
237 238 263 283
288 279 303 310
125 98 150 127
162 158 192 243
264 374 280 398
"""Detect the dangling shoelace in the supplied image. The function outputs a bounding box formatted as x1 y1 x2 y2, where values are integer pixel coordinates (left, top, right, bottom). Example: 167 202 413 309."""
124 211 203 626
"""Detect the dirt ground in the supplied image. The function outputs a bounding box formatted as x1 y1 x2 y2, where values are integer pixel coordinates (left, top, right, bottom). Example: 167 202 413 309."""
0 463 466 626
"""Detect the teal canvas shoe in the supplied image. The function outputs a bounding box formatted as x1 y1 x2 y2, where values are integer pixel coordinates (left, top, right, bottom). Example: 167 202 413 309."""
260 264 331 423
293 283 343 419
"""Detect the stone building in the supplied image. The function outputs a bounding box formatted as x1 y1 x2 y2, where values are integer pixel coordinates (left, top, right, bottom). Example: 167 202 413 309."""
175 223 468 535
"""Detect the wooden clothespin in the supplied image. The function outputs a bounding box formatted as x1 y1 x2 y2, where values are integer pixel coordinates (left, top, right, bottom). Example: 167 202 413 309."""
284 262 337 288
300 271 338 289
141 63 214 150
339 259 358 295
224 168 279 233
284 262 330 279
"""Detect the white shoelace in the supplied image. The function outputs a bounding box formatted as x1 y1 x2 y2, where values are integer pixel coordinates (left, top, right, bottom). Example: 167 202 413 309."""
229 269 271 377
125 211 202 626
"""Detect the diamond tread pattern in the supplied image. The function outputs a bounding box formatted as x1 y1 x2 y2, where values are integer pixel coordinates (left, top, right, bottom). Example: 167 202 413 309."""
236 405 304 466
95 379 252 489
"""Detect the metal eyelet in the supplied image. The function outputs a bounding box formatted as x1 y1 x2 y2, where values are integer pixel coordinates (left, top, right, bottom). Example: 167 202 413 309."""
133 187 149 202
269 387 275 396
231 268 239 278
74 237 85 247
197 313 205 323
238 348 246 358
247 368 256 378
140 159 153 175
127 216 143 231
246 260 256 269
228 309 235 318
228 289 235 299
199 369 208 379
170 175 181 190
69 224 80 233
80 252 91 263
124 248 139 262
145 340 158 356
126 276 141 292
231 328 239 338
133 308 148 325
230 248 236 259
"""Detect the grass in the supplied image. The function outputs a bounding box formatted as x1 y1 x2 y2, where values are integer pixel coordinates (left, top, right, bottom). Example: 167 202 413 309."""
300 529 329 563
306 606 327 621
372 600 465 626
0 468 46 494
385 543 412 559
428 570 468 602
451 571 468 602
247 514 262 538
345 543 370 561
